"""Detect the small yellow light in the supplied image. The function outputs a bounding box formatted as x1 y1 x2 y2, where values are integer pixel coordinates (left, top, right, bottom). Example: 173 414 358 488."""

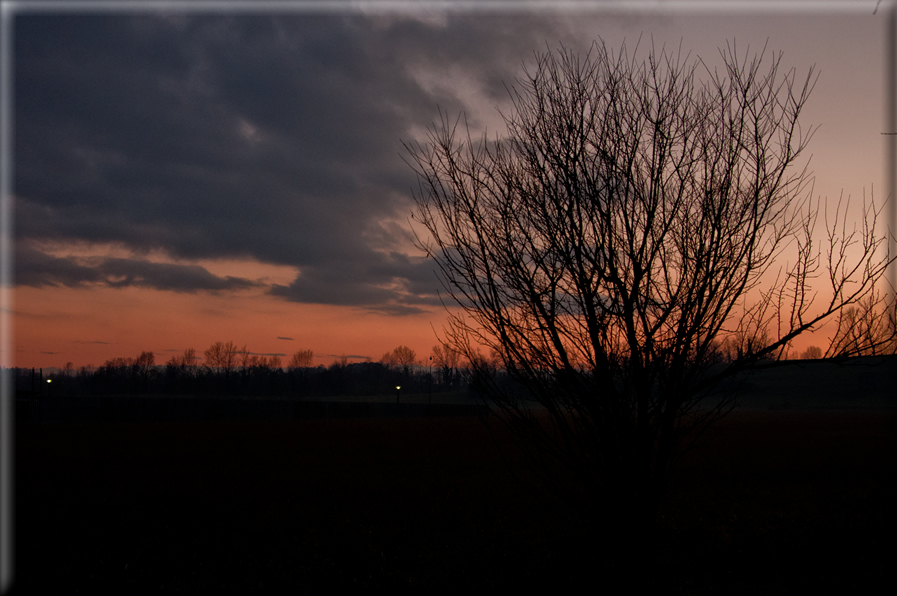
396 386 401 390
47 379 52 383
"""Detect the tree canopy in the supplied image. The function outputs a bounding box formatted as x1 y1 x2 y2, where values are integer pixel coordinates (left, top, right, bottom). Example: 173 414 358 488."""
406 39 895 546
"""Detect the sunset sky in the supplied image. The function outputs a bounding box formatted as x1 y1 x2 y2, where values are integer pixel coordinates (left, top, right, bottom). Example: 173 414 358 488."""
5 2 894 370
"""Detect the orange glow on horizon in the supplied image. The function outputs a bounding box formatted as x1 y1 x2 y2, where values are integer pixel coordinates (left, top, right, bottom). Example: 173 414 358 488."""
12 284 453 370
12 231 874 371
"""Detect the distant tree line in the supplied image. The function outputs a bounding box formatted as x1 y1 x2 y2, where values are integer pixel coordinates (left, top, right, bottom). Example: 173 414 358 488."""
13 342 470 399
14 325 893 401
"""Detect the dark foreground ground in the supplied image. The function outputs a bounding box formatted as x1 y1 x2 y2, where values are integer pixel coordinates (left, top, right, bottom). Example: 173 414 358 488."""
11 409 897 594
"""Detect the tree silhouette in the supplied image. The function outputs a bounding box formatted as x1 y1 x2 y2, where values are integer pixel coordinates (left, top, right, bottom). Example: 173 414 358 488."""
431 344 461 388
288 349 314 369
406 39 895 555
238 345 254 370
167 348 198 371
134 351 155 387
204 341 239 379
181 348 198 372
382 345 417 377
800 345 823 360
824 290 897 356
164 347 199 392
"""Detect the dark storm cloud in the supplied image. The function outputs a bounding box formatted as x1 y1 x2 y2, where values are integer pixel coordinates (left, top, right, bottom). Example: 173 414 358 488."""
269 249 446 315
14 12 568 312
17 246 258 292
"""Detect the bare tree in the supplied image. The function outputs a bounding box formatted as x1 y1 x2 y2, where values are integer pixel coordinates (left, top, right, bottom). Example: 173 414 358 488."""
799 345 823 360
166 347 199 380
406 39 895 550
824 289 897 357
101 356 133 371
431 343 462 387
204 341 239 378
134 351 156 387
288 349 314 369
238 345 254 371
382 345 417 376
181 347 198 375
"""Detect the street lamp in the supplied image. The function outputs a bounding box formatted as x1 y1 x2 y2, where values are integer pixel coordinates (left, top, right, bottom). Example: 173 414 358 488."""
396 385 401 405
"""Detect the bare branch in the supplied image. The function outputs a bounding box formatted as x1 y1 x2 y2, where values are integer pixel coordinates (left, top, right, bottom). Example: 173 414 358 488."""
405 37 895 544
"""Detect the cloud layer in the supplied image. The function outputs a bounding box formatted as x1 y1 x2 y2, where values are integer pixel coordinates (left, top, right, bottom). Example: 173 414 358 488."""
15 13 569 314
17 246 258 292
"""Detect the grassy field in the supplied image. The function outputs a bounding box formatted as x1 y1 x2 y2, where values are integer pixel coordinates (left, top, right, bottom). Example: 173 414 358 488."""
12 405 897 593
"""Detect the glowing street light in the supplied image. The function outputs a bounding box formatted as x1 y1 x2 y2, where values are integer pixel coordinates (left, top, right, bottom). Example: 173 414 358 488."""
396 385 401 405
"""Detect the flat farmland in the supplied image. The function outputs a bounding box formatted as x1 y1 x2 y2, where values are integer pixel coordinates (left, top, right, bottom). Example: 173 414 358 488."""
13 407 897 593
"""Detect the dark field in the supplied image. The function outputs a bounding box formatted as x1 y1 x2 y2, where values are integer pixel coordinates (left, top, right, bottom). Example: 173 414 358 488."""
12 409 897 594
